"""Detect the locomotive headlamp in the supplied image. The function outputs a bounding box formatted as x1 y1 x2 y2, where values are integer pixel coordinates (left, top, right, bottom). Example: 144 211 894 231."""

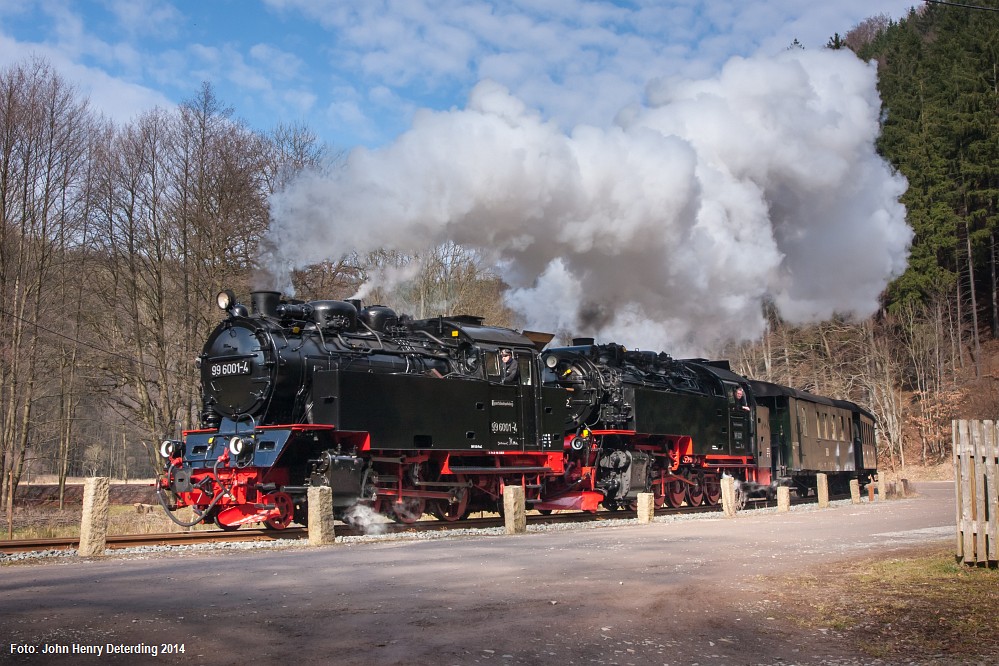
544 355 559 369
159 440 179 459
569 428 593 451
217 289 236 311
228 435 253 456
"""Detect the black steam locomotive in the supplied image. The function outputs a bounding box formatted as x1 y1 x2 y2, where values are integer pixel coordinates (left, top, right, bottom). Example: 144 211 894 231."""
156 290 878 529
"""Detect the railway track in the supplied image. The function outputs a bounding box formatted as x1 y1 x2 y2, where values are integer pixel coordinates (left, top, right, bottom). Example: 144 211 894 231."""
1 493 832 556
0 527 308 555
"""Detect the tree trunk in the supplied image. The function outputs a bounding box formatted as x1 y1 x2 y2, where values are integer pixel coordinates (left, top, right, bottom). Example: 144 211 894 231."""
955 242 966 372
991 231 998 338
965 220 981 378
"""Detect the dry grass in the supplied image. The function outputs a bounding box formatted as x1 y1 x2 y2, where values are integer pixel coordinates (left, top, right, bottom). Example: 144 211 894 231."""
774 545 999 663
880 462 954 483
2 504 204 539
2 480 212 539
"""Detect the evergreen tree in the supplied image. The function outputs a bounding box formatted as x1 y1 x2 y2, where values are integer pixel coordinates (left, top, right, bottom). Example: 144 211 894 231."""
858 3 999 348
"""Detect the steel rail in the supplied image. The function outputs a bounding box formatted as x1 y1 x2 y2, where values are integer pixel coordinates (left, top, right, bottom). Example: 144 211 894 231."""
1 492 836 555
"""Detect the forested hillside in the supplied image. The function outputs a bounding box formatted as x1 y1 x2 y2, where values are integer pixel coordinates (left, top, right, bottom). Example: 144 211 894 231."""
2 3 997 506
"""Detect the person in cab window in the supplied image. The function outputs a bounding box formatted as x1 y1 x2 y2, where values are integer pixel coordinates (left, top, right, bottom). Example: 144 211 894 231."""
500 348 520 384
734 386 751 411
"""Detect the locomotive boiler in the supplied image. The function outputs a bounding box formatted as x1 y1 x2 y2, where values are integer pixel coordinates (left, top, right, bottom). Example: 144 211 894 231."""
157 289 878 530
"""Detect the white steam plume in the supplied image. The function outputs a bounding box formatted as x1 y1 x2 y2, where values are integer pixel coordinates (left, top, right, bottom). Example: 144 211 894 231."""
264 48 911 356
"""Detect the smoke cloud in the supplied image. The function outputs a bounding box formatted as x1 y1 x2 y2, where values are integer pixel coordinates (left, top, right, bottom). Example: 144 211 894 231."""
264 48 910 355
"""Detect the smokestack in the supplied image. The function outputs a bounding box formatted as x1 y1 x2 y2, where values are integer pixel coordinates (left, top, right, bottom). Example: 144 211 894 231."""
251 291 281 318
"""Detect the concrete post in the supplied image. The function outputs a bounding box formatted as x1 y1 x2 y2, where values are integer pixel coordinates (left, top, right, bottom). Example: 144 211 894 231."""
721 476 737 517
636 492 655 523
307 486 336 545
850 479 861 504
78 477 111 557
503 485 526 534
816 473 829 508
878 476 888 501
777 486 791 512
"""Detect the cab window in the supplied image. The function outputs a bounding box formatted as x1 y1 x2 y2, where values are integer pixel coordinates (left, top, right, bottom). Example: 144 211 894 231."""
484 350 501 381
517 355 532 386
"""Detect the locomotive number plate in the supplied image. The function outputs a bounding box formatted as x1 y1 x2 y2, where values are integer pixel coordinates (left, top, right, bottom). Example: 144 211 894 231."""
210 360 251 377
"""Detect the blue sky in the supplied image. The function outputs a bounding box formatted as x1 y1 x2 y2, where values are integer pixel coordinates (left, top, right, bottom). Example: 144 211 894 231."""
0 0 918 150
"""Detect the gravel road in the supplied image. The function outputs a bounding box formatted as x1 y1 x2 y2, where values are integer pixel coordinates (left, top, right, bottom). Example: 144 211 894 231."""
0 482 957 666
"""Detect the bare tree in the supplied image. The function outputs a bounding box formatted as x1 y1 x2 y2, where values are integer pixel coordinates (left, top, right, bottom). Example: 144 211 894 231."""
263 121 335 194
844 13 894 52
79 83 280 473
51 119 104 506
89 110 178 470
292 255 365 302
347 243 517 326
0 59 92 505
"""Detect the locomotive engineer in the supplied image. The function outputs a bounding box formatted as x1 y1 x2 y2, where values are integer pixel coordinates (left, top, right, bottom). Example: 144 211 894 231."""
500 348 520 384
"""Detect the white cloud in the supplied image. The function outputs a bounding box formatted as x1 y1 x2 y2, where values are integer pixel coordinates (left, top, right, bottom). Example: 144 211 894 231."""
0 34 172 125
249 44 305 81
1 0 919 149
105 0 183 40
279 88 317 117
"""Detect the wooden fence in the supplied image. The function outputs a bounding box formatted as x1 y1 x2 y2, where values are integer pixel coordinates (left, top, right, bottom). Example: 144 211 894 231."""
953 420 999 565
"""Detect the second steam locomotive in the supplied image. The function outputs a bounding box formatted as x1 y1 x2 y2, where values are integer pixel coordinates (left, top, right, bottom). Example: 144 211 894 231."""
157 290 877 529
